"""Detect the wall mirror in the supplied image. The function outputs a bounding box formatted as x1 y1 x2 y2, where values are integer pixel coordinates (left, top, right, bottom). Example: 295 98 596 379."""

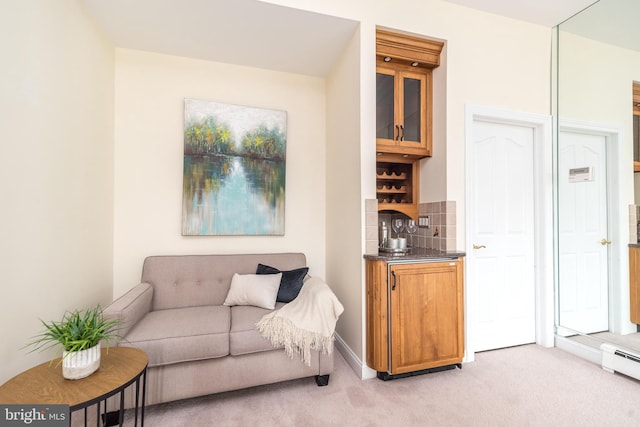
555 0 640 356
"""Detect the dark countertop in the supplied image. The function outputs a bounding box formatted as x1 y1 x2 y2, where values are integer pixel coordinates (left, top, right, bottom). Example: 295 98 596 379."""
364 247 465 262
630 243 640 248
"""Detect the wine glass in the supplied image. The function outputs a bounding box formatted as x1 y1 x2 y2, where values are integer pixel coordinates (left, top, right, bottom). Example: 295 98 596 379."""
391 218 404 239
405 219 417 248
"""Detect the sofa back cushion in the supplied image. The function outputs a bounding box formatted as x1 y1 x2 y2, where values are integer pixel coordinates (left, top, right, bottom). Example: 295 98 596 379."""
141 253 307 310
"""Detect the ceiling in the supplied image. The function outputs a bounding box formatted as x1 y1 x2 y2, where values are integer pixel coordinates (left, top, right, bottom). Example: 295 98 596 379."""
454 0 640 53
82 0 359 77
557 0 640 53
442 0 598 27
82 0 602 77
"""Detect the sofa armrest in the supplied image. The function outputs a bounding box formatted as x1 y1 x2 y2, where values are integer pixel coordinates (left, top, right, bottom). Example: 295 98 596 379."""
104 282 153 340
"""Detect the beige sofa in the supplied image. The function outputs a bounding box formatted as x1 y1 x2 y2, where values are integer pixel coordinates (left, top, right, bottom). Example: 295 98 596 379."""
104 253 334 407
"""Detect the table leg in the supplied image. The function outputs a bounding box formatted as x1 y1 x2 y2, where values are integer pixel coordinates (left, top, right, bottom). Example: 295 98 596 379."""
134 377 140 427
141 368 147 427
119 390 125 426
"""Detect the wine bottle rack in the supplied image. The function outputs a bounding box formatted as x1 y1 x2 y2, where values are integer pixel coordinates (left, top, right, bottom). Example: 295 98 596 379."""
376 155 418 220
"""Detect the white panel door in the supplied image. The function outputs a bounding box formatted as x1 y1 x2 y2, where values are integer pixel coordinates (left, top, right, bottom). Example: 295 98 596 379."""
469 120 536 352
558 131 609 334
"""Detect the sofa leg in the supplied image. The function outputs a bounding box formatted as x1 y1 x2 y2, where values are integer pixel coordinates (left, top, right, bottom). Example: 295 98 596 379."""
315 374 330 386
101 411 121 426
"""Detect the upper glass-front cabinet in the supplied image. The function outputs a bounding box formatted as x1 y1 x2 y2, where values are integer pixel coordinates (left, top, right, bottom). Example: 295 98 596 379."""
376 67 427 150
375 29 442 158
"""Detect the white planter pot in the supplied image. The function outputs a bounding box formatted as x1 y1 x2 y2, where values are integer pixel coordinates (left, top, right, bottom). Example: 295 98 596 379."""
62 344 101 380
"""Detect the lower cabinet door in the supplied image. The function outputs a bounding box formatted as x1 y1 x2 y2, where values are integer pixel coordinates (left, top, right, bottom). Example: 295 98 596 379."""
389 260 464 374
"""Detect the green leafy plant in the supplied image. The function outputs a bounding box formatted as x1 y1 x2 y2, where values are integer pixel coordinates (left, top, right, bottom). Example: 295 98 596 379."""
27 305 120 358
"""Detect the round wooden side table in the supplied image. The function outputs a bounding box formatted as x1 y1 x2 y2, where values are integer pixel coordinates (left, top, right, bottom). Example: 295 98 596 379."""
0 347 148 427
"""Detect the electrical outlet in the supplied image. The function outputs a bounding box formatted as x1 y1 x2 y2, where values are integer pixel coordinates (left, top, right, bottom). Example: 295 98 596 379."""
418 215 430 228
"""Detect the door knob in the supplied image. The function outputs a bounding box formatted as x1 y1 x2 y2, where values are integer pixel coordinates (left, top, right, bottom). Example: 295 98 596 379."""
600 239 612 245
473 244 486 250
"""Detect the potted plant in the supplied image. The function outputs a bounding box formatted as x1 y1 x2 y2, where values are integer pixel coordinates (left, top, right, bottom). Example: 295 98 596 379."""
27 305 120 380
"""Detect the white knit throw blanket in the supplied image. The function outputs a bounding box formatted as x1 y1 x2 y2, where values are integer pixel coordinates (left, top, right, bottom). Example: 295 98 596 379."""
256 276 344 367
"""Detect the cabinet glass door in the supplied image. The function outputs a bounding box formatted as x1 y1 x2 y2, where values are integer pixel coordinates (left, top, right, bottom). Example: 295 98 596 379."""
376 71 395 141
402 76 422 142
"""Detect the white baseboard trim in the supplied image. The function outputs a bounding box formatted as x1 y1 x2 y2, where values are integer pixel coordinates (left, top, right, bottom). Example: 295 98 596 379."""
554 334 602 366
334 333 377 380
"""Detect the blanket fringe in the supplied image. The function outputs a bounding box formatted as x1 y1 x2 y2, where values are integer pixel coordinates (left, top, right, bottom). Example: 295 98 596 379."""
256 315 334 367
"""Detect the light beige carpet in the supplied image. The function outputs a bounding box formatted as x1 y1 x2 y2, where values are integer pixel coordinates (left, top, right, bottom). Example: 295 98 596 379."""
112 344 640 426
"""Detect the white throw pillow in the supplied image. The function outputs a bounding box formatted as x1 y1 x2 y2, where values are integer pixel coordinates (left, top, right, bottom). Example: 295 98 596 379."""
223 273 283 309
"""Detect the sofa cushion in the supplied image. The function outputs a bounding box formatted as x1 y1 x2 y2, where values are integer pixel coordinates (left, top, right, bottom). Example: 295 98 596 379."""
123 306 230 367
223 273 282 309
141 253 307 310
229 304 286 356
256 264 309 303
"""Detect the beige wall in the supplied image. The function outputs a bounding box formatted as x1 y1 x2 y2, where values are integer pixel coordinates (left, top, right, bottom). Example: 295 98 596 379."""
326 27 364 358
0 0 114 383
112 49 327 297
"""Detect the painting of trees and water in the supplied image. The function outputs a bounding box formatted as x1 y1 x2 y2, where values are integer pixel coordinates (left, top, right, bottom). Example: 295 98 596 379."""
182 99 286 235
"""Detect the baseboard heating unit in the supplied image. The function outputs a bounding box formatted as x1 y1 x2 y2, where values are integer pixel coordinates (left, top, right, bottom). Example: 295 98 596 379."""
600 343 640 381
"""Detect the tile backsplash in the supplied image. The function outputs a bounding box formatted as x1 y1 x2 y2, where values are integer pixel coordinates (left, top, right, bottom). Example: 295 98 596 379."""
418 201 457 251
372 200 457 252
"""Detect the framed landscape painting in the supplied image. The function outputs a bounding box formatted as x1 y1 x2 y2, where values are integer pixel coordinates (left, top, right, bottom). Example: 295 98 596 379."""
182 99 286 236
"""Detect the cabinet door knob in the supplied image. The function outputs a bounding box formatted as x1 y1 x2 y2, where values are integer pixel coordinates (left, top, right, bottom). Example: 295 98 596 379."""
473 244 486 250
391 270 397 291
399 125 404 141
395 124 400 141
